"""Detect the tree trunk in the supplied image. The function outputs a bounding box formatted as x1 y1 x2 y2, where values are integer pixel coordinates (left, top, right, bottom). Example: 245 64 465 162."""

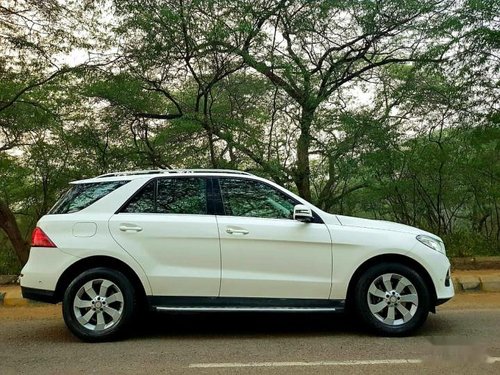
294 107 314 201
0 200 30 265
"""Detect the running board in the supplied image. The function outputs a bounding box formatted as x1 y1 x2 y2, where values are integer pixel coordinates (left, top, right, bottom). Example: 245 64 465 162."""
149 296 345 312
154 306 340 312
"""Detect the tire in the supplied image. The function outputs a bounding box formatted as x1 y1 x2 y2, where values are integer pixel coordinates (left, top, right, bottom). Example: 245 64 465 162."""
354 262 431 336
62 267 136 342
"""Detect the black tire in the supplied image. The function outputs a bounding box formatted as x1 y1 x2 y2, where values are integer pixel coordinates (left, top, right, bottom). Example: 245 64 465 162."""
354 262 431 336
62 267 136 342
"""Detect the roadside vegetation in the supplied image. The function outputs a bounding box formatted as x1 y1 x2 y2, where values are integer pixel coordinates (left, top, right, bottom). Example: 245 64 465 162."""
0 1 498 272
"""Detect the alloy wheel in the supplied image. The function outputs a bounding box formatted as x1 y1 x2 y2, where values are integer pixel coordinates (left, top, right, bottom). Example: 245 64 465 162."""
73 278 124 331
366 273 419 326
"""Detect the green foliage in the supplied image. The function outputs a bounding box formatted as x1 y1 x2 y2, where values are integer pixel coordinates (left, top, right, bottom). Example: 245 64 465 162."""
0 244 21 275
0 0 499 269
84 73 167 114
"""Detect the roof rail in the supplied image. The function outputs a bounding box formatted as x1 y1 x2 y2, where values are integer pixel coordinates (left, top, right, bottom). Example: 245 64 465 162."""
96 169 253 178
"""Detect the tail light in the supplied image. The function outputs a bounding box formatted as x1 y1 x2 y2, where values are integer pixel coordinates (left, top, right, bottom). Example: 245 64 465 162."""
31 227 57 248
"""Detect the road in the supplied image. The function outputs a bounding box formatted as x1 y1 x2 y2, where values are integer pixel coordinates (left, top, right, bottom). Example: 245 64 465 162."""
1 293 500 375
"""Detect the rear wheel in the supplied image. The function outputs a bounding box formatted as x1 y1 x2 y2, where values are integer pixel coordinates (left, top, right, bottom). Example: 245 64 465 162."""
354 263 431 336
62 267 136 342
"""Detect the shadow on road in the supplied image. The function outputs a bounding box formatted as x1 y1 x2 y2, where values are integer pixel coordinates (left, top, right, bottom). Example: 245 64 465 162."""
9 309 457 343
129 310 427 340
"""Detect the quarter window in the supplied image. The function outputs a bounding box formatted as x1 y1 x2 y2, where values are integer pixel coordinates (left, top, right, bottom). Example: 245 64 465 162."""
49 181 129 214
219 178 296 219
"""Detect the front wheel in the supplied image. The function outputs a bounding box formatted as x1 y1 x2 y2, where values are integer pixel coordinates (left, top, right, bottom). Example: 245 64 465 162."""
62 267 136 342
354 263 431 336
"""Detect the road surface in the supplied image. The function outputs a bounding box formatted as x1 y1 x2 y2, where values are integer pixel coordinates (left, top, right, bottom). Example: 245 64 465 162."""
1 293 499 374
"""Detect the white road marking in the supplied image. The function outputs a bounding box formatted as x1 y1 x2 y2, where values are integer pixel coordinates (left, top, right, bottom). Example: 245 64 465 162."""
189 359 423 368
486 356 500 364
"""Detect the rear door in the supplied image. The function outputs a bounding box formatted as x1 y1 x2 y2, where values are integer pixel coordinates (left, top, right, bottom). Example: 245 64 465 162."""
108 176 221 297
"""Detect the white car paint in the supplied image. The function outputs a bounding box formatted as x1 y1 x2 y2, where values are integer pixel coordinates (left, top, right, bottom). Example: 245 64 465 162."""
109 213 221 296
20 170 454 306
216 215 332 299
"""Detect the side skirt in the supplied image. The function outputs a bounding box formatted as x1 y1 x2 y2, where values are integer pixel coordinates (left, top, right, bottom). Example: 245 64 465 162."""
148 296 345 313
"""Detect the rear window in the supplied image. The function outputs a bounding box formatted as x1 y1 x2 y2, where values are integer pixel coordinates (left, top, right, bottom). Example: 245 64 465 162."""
49 181 129 214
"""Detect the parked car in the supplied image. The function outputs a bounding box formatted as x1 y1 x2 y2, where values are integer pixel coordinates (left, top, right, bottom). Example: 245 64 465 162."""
21 169 454 341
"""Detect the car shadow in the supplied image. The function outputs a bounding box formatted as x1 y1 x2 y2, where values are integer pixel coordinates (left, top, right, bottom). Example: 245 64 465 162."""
26 310 456 343
131 311 372 340
129 310 459 341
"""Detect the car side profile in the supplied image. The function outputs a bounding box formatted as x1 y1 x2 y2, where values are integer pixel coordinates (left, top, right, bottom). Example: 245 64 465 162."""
20 169 454 341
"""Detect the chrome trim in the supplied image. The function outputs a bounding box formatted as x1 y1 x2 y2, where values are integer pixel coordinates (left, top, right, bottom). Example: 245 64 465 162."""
155 306 337 312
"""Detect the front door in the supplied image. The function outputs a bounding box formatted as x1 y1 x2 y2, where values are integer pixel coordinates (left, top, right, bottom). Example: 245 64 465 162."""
215 177 332 299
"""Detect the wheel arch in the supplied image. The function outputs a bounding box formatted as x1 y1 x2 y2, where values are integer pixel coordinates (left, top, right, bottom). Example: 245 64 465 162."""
345 254 437 312
55 256 148 306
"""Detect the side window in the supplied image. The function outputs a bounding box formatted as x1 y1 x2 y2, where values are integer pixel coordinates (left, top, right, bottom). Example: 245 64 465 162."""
122 180 155 213
123 178 208 214
219 178 296 219
49 181 129 214
157 177 207 215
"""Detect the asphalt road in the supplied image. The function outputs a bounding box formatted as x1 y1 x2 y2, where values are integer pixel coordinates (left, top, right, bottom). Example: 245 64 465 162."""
1 294 500 375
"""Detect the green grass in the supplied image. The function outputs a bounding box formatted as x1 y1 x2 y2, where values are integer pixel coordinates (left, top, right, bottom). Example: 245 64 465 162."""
0 248 21 275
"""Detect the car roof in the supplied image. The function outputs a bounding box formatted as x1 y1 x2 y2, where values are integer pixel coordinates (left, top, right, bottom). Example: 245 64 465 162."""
71 169 255 184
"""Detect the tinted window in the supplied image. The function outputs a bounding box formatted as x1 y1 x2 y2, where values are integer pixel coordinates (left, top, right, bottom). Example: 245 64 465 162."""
49 181 128 214
219 178 296 219
157 178 207 214
122 178 207 215
122 180 155 213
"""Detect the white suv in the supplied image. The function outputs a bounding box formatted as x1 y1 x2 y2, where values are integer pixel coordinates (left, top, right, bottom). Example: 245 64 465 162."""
20 169 454 341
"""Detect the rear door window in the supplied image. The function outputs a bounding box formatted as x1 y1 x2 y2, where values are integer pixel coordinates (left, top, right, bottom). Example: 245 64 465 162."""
121 177 208 215
49 181 129 214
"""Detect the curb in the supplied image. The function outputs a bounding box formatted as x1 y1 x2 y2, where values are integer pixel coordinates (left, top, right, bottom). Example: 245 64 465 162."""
0 275 18 285
452 274 500 293
0 288 49 307
2 295 30 307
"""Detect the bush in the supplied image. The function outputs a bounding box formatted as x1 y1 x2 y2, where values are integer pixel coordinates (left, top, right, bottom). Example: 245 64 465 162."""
0 247 21 275
442 232 499 258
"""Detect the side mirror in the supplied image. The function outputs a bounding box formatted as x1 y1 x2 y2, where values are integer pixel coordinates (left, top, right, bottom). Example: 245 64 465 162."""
293 204 313 222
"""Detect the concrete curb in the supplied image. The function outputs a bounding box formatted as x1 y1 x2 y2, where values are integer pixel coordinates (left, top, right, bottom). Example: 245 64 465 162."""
452 274 500 293
0 275 18 285
0 286 47 307
2 295 29 307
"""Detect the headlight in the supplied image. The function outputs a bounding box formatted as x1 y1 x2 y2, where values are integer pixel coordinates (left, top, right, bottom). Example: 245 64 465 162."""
416 235 445 254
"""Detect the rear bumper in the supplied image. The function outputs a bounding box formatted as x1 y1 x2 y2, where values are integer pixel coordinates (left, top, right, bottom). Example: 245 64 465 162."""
21 287 58 304
20 246 79 292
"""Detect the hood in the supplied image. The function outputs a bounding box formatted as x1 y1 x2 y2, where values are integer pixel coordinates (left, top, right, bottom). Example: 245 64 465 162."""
335 214 439 239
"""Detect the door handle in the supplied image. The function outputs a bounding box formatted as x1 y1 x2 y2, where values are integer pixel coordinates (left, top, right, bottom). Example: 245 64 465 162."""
226 228 249 235
119 224 143 232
